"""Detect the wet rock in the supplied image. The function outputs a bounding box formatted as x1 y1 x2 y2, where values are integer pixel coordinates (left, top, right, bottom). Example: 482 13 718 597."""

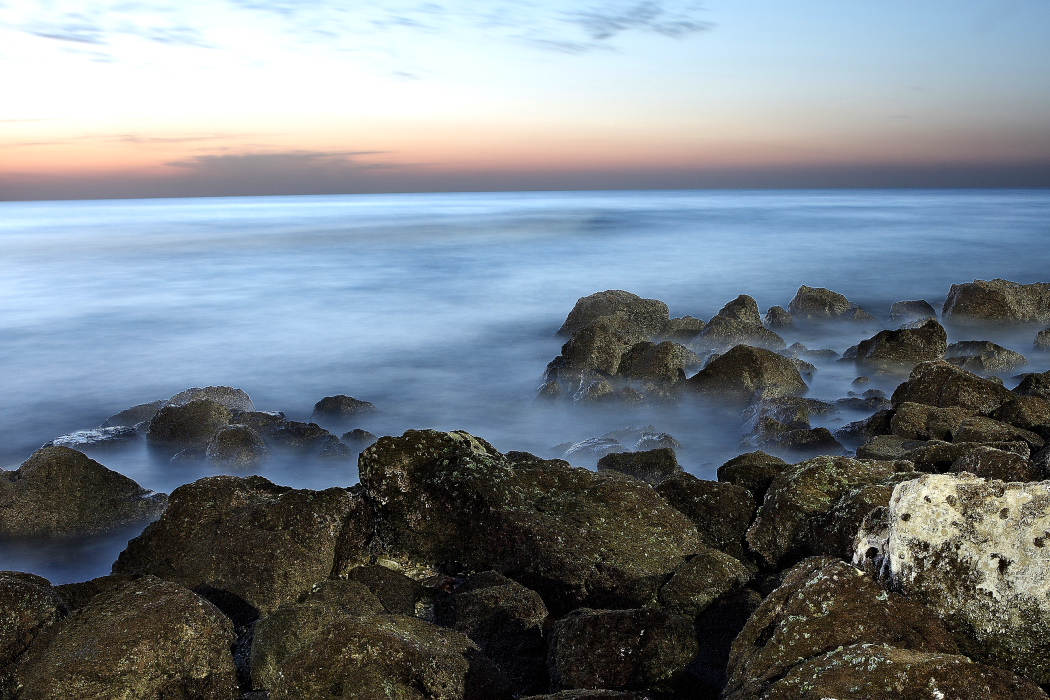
229 409 286 433
946 339 1028 372
955 415 1045 449
312 394 377 418
572 374 617 403
11 575 238 700
890 299 938 322
890 401 977 440
904 439 1031 474
658 547 752 619
617 340 701 383
764 643 1048 700
855 473 1050 683
942 278 1050 325
715 294 763 326
948 445 1037 481
561 436 626 462
833 408 894 447
655 473 756 561
686 344 808 405
558 290 670 338
715 450 790 502
834 393 892 412
42 425 140 450
634 431 681 451
345 565 424 616
660 315 705 340
341 428 378 448
355 430 701 613
1037 328 1050 350
993 395 1050 436
114 475 361 614
597 447 682 485
812 471 925 560
0 572 67 684
856 434 931 461
689 316 786 353
763 305 793 328
262 419 343 454
100 399 167 428
166 385 255 412
743 395 833 436
205 424 269 467
746 455 906 569
724 557 960 700
787 285 875 321
1014 370 1050 400
521 692 647 700
0 446 166 537
761 427 846 457
146 398 233 449
560 316 649 376
548 607 697 693
890 360 1014 414
843 318 947 365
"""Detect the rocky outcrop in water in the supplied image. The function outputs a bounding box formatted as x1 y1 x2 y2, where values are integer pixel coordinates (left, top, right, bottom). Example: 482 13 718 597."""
787 285 875 321
844 317 948 365
943 278 1050 325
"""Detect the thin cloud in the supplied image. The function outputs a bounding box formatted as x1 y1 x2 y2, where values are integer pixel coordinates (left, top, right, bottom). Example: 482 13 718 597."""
166 150 391 176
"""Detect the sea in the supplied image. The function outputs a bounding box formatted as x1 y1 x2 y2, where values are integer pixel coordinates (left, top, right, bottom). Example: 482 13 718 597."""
1 188 1049 583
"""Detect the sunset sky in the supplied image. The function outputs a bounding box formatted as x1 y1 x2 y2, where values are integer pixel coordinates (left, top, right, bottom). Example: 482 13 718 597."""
2 0 1049 200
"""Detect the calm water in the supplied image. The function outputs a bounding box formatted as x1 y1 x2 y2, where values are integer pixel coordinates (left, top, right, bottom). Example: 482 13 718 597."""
2 188 1049 581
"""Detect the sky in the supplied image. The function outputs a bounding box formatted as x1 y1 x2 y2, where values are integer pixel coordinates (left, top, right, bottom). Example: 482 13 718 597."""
2 0 1050 200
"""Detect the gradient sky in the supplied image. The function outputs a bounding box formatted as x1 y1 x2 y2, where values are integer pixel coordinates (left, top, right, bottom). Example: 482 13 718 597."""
2 0 1050 200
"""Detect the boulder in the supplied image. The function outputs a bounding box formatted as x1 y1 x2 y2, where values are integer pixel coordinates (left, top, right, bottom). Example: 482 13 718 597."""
890 402 977 441
686 345 808 405
558 290 670 338
854 473 1050 683
715 451 790 502
689 316 786 353
787 285 875 321
1015 370 1050 400
715 294 763 326
559 316 649 376
834 408 894 446
354 430 701 613
547 608 697 694
113 475 361 614
890 360 1014 414
844 318 947 365
954 415 1045 450
655 473 756 561
312 394 377 418
100 399 166 428
0 446 165 537
856 434 934 461
345 565 424 616
341 429 378 448
617 340 701 383
0 572 67 684
560 437 626 463
43 425 140 451
521 692 647 700
763 306 793 329
946 340 1028 372
660 315 705 340
942 278 1050 325
658 547 752 619
10 576 238 700
596 447 682 485
890 299 938 322
146 398 233 449
205 424 269 467
948 445 1037 482
166 386 255 412
993 395 1050 436
1037 328 1050 350
262 419 345 455
746 455 907 569
724 557 960 700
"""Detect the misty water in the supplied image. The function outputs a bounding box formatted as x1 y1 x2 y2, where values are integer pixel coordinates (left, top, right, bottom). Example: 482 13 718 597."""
2 188 1049 583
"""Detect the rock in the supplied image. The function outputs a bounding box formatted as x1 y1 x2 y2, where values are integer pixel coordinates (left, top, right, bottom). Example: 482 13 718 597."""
113 475 361 614
763 305 793 328
743 396 832 434
42 425 140 450
312 394 377 418
548 607 697 694
561 437 626 463
634 431 681 451
342 429 378 447
854 473 1050 683
205 424 269 467
949 445 1037 481
942 278 1050 325
1037 328 1050 350
946 340 1028 372
723 557 960 700
0 572 67 685
761 427 846 457
262 419 344 455
686 588 763 698
571 374 617 403
0 446 166 537
10 576 238 700
100 399 166 428
686 345 808 405
890 299 938 322
844 318 947 365
890 360 1014 414
890 401 978 440
655 473 756 561
787 285 875 321
345 565 424 616
166 385 255 411
834 408 894 447
355 430 701 613
558 290 670 338
146 398 233 449
715 294 763 326
764 643 1049 700
690 316 786 353
715 451 790 502
660 315 705 340
617 340 701 383
856 434 929 461
560 315 649 376
658 547 752 619
597 447 682 485
955 415 1045 450
521 692 647 700
898 439 1032 474
993 395 1050 436
811 471 925 560
746 455 907 569
1014 370 1050 400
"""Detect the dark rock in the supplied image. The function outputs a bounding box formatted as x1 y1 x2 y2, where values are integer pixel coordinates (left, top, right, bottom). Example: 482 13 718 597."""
946 339 1028 372
54 573 140 612
690 316 786 353
618 340 701 383
635 431 681 451
835 394 892 412
787 285 875 321
520 692 647 700
354 430 700 613
558 290 670 338
890 360 1014 414
597 448 682 485
856 434 931 461
942 278 1050 325
746 456 907 569
100 399 167 428
993 395 1050 436
903 439 1031 474
318 439 353 460
715 451 789 502
1037 328 1050 350
890 401 977 440
166 385 255 411
763 305 793 328
229 409 286 433
890 299 938 322
42 425 140 451
113 475 361 614
723 557 960 700
341 428 378 446
0 572 67 685
833 408 894 447
205 424 269 467
561 436 626 462
743 396 832 435
262 419 342 454
844 318 947 365
312 394 377 418
715 294 763 326
949 445 1038 481
146 398 233 449
658 547 752 619
560 316 649 376
656 473 756 561
686 345 808 404
812 471 925 560
1014 370 1050 400
0 446 166 537
955 415 1045 449
571 374 617 403
345 565 423 616
548 607 697 693
11 576 238 700
660 315 705 340
761 427 846 457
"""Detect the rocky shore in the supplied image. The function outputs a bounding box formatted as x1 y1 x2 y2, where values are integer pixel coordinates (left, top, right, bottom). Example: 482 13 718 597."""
4 278 1050 699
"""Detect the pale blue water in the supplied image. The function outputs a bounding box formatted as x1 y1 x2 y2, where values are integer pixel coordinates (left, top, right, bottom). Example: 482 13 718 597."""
1 188 1049 582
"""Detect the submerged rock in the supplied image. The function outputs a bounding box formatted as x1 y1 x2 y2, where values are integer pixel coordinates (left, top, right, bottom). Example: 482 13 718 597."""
0 446 166 537
945 339 1028 372
42 425 140 451
558 290 670 338
844 318 947 365
205 424 269 467
686 344 808 404
312 394 377 418
787 285 875 321
890 299 938 322
100 399 167 428
690 316 786 353
942 278 1050 325
617 340 700 383
1037 328 1050 350
559 316 649 376
166 385 255 412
